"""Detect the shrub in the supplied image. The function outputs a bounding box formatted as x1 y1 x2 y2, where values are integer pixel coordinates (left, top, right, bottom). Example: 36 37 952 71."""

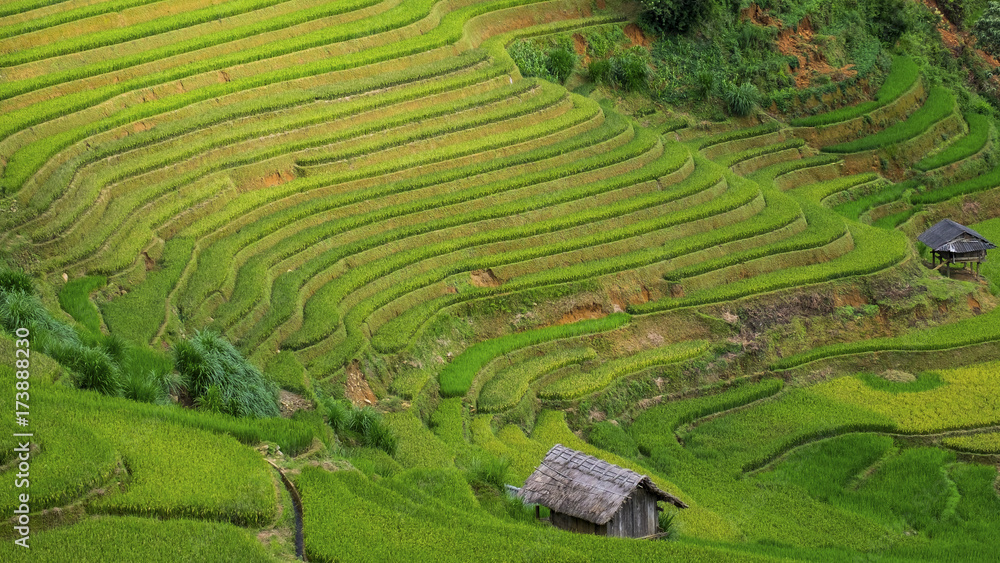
330 404 398 456
610 47 651 92
973 1 1000 55
173 330 279 418
588 59 611 83
0 267 34 294
722 81 759 117
70 346 122 396
120 369 166 404
694 69 716 101
324 399 352 432
639 0 708 32
362 419 398 456
0 289 47 333
546 46 577 84
658 508 679 539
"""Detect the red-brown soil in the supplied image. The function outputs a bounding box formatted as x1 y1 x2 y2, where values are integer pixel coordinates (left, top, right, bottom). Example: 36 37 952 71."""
469 268 502 287
554 303 606 325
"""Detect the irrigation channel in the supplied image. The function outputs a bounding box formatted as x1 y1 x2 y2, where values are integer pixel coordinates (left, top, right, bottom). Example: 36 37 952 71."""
268 460 306 560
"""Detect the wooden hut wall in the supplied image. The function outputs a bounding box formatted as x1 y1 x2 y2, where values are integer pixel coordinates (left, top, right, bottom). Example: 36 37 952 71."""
605 489 658 538
551 511 607 536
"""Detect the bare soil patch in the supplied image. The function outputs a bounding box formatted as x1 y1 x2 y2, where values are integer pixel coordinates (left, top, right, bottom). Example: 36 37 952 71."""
880 369 916 383
470 268 502 287
345 359 377 406
278 390 313 418
623 24 652 48
774 15 857 88
554 303 606 325
833 288 868 308
968 295 982 315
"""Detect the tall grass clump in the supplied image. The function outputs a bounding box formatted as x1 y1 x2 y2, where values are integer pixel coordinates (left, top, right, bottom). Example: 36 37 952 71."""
609 47 651 92
723 81 759 117
323 399 398 455
173 330 279 418
465 454 511 491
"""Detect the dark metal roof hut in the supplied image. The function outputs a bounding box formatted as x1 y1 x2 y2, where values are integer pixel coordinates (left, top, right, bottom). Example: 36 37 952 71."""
918 219 996 278
518 444 688 539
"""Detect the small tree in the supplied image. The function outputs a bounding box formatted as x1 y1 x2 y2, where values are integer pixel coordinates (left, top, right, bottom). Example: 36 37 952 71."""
639 0 708 33
973 1 1000 56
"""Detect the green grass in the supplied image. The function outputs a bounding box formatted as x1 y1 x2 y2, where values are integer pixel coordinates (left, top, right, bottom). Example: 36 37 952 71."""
0 516 275 562
790 55 919 127
297 466 768 562
477 348 596 412
0 0 381 98
634 222 908 315
910 167 1000 204
832 179 921 221
58 275 107 334
539 340 709 400
771 311 1000 370
695 122 782 149
751 433 895 502
0 0 170 40
0 0 295 67
824 86 955 153
749 153 842 187
439 313 630 398
680 386 894 475
717 138 804 168
0 0 541 194
101 237 193 345
915 112 992 171
942 432 1000 453
871 206 921 229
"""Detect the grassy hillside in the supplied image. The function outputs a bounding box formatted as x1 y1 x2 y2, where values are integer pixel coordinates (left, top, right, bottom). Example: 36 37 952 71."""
3 0 1000 560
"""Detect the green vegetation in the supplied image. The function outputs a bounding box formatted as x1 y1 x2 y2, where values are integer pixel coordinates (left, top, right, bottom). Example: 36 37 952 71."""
911 167 1000 204
790 56 919 127
540 340 709 399
973 1 1000 55
173 330 279 418
0 516 274 562
477 348 597 412
324 399 399 455
915 112 992 171
58 276 107 335
440 314 630 397
942 432 1000 453
772 312 1000 370
7 0 1000 558
833 179 920 221
824 86 956 153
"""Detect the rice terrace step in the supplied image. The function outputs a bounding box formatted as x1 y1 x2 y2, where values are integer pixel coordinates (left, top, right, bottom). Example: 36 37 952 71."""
3 0 1000 560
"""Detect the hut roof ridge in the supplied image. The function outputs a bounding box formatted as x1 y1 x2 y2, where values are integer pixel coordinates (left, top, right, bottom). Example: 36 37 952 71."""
518 444 687 525
918 219 996 252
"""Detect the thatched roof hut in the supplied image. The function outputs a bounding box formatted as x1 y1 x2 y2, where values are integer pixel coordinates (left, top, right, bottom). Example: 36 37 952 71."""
519 444 687 538
918 219 995 277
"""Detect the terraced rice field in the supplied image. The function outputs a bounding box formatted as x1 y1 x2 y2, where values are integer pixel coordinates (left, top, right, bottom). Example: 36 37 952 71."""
6 0 1000 560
